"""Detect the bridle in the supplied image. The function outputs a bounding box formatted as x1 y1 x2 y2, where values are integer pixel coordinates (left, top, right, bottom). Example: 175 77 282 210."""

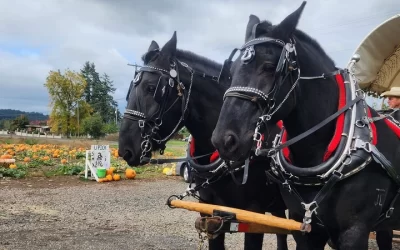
221 27 339 156
123 49 219 164
220 35 300 154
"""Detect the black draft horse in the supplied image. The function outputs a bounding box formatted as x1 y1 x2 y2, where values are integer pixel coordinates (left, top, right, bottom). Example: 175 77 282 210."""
211 2 399 250
118 32 288 250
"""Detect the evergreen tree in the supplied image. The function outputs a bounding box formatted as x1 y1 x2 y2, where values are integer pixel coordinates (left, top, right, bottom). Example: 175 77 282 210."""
80 61 121 124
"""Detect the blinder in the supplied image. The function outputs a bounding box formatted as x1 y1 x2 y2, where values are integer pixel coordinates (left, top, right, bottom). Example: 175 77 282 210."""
123 56 194 164
222 36 297 116
124 49 220 164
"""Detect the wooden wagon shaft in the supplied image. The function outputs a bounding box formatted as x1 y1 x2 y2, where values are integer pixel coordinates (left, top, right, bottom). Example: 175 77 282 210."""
169 199 310 232
195 216 292 235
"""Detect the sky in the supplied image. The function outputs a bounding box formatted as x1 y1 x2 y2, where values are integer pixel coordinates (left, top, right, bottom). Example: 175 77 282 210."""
1 0 399 115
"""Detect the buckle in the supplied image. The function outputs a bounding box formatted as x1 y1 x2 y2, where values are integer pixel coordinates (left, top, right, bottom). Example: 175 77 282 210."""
386 207 394 218
332 170 343 179
301 201 319 225
267 149 276 157
354 138 371 153
138 120 145 128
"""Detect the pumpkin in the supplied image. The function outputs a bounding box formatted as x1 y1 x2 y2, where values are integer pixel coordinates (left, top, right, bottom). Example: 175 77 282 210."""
113 174 121 181
125 169 136 179
23 157 30 162
98 178 108 182
0 154 12 159
106 174 113 181
9 164 17 169
61 159 68 164
106 168 114 175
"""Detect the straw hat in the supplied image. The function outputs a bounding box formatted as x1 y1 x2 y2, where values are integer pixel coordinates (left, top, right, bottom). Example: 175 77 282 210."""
381 87 400 97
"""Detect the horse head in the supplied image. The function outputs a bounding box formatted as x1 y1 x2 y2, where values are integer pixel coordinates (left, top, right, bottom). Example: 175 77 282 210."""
212 1 337 162
119 32 187 166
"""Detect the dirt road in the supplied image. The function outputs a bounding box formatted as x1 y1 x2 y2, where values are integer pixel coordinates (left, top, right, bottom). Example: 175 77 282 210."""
0 176 394 249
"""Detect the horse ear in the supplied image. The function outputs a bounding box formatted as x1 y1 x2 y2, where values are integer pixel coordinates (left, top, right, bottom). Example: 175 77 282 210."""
161 31 177 58
245 14 261 41
275 1 307 39
148 40 159 51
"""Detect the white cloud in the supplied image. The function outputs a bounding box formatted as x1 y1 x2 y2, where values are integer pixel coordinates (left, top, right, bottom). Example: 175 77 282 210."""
0 0 399 113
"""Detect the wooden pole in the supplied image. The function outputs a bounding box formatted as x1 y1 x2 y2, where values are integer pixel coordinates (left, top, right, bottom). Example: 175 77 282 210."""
195 217 292 235
170 199 309 232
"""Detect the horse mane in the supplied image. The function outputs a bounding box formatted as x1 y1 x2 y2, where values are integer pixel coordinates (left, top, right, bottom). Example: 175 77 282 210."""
256 20 336 67
175 49 222 77
140 49 222 77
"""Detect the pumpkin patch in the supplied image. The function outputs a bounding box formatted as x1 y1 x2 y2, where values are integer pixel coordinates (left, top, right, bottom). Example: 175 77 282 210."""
0 138 185 180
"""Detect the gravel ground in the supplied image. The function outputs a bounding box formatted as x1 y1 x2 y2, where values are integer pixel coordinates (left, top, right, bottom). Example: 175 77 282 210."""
0 176 397 250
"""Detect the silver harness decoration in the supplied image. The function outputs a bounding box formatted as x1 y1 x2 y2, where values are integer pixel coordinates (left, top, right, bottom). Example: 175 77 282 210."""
124 58 194 164
220 27 400 231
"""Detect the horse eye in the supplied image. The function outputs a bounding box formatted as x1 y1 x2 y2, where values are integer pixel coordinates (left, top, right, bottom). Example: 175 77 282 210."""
147 85 156 93
263 63 276 72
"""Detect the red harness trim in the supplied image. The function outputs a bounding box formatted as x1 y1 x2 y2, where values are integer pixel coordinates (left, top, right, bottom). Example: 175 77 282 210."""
276 121 290 160
367 107 378 145
384 118 400 139
322 73 347 161
189 137 220 163
279 72 347 162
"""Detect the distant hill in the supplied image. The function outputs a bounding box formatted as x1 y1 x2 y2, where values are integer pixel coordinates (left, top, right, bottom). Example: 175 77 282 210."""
0 109 49 121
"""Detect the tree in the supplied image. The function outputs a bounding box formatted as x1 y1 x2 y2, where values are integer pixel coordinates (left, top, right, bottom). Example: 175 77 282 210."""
44 69 92 137
80 62 121 123
80 61 100 104
82 114 105 139
103 122 119 134
0 119 12 130
12 115 29 130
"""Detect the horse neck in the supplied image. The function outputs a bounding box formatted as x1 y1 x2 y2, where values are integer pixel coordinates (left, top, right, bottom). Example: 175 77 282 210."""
282 42 339 167
175 56 225 156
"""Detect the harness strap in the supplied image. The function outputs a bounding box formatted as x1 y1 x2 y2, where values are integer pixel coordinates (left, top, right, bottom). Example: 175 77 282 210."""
370 144 400 185
143 151 214 164
260 95 363 156
227 159 250 185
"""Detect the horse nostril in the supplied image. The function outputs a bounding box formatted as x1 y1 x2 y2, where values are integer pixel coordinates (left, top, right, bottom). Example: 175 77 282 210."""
122 150 132 161
224 134 236 149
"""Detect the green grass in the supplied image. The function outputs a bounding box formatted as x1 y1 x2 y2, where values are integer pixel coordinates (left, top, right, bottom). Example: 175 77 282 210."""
166 139 187 147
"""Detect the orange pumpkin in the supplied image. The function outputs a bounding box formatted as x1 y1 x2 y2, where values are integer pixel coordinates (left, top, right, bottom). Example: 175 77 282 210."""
24 157 31 162
125 169 136 179
0 154 12 159
98 178 108 183
106 168 114 175
9 164 17 169
106 174 113 181
61 159 68 164
113 174 121 181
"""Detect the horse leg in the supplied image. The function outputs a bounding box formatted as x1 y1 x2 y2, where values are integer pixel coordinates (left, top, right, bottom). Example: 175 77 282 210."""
198 212 226 250
289 211 329 250
376 230 393 250
336 223 370 250
271 210 288 250
243 203 264 250
208 232 226 250
244 233 263 250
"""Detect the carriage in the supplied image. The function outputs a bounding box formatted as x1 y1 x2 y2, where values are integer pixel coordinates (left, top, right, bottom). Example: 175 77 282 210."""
165 13 400 244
